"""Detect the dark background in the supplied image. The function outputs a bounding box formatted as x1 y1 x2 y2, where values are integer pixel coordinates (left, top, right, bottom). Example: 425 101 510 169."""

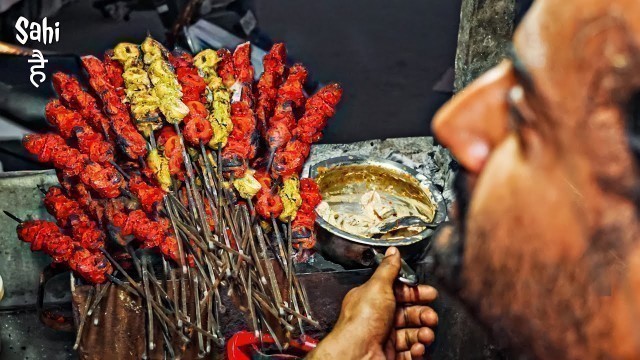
0 0 462 146
0 0 535 171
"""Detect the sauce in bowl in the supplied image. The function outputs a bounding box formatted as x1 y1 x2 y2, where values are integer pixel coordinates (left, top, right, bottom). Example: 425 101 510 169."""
314 164 436 240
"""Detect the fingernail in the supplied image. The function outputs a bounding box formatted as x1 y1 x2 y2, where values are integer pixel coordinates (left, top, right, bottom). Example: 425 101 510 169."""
386 247 398 256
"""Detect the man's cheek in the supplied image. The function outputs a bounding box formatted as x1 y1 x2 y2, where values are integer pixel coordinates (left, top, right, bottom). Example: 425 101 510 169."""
458 139 530 292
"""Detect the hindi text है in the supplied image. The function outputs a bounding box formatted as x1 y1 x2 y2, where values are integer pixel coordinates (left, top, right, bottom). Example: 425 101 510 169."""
27 50 48 88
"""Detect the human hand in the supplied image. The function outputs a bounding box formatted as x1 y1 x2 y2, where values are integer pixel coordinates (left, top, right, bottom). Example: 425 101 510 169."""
308 247 438 360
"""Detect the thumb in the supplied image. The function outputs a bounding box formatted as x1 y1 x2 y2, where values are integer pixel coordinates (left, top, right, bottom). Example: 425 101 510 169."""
371 247 401 285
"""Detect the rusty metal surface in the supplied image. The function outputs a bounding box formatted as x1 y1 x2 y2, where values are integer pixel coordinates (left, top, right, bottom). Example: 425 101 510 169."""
72 282 210 360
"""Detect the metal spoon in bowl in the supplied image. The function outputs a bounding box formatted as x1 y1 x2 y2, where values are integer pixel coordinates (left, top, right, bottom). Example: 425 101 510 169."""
371 216 438 238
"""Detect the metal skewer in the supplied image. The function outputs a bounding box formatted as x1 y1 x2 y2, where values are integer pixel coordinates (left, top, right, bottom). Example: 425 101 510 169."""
73 286 94 350
141 257 156 352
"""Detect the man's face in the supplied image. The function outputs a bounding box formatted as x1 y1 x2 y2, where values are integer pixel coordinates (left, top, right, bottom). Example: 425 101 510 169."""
433 0 640 358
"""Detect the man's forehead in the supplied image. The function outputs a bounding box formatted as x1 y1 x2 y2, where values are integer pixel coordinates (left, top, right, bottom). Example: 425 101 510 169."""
514 0 640 71
512 1 548 71
508 0 640 121
511 0 573 90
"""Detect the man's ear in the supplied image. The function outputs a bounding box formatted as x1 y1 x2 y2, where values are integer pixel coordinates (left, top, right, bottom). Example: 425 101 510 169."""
432 61 516 174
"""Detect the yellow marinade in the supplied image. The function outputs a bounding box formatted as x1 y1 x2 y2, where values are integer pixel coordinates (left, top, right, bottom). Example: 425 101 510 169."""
146 148 172 191
112 42 162 137
232 169 262 199
278 176 302 222
193 49 233 149
141 37 189 124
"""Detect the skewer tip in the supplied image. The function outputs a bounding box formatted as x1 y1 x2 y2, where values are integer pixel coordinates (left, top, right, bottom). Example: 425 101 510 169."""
3 210 23 223
36 184 47 195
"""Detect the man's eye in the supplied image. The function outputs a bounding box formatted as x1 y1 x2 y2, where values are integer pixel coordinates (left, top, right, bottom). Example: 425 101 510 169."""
508 85 527 130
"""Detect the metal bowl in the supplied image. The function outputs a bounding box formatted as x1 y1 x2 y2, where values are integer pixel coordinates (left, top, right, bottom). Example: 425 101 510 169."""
309 156 447 268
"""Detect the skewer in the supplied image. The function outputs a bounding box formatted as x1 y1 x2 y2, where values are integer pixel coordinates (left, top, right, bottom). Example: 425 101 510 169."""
166 194 192 225
87 280 112 322
146 268 178 313
99 249 161 312
162 196 190 323
36 184 47 195
284 221 305 334
126 244 143 275
160 324 176 359
285 222 294 294
206 288 214 352
73 286 94 350
246 271 259 335
3 210 23 223
191 269 205 357
179 318 218 341
110 275 181 351
141 257 156 352
192 166 220 249
173 123 215 249
242 208 268 287
254 224 285 316
257 306 283 352
213 287 225 341
108 160 131 181
147 262 179 353
110 248 176 344
293 274 313 321
231 210 252 276
282 304 319 328
177 219 250 261
253 288 294 331
164 258 182 327
181 235 215 289
246 197 257 224
106 273 136 294
271 216 288 269
107 269 183 337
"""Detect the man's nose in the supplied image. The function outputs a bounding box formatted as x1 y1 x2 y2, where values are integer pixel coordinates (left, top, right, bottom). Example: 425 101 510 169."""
432 61 516 174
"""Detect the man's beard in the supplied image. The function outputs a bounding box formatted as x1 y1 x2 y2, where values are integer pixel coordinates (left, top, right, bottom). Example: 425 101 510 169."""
426 167 471 291
453 168 472 237
448 167 634 358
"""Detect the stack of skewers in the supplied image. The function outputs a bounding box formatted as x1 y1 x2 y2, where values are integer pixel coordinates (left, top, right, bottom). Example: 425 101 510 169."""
8 37 342 358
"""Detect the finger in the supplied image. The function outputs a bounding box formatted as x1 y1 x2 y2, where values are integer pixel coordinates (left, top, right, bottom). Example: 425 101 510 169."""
385 338 397 360
411 342 426 358
396 351 413 360
395 305 438 328
395 327 435 351
370 247 401 286
394 284 438 304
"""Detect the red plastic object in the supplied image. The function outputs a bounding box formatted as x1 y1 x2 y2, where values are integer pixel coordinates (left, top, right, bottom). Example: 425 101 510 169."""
227 331 319 360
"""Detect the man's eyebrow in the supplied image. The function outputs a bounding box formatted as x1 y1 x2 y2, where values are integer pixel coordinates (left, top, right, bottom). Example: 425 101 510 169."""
507 45 536 93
